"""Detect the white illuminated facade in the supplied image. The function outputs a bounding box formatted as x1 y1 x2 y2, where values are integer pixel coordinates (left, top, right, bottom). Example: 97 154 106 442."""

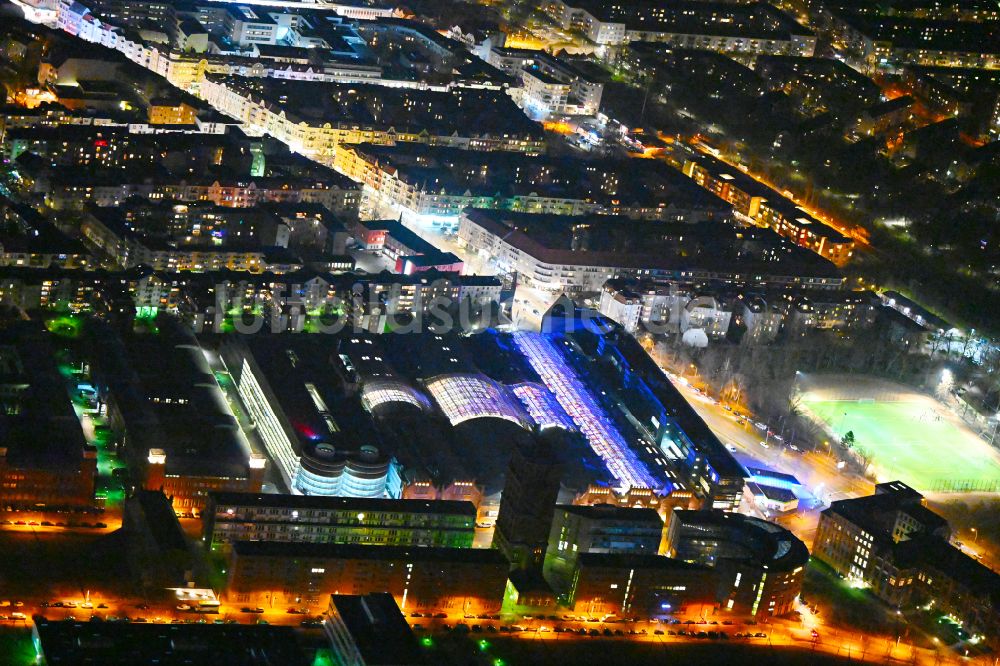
236 358 300 488
295 444 402 499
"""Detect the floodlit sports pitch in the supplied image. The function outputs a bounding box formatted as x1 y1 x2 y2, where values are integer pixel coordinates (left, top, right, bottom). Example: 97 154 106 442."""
801 378 1000 493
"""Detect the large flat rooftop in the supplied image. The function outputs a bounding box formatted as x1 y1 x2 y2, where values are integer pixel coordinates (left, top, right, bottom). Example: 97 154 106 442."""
0 322 90 470
463 208 842 278
351 142 729 211
204 75 543 140
570 0 812 39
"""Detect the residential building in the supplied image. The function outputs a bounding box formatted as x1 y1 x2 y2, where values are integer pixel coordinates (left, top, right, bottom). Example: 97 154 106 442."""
147 97 199 125
0 196 91 270
812 481 951 604
823 12 1000 71
338 144 730 231
598 283 643 333
541 0 815 54
202 492 476 551
199 75 544 166
544 505 663 585
487 48 604 117
460 209 843 294
568 553 718 617
0 323 97 510
682 153 856 265
224 541 510 613
814 481 1000 634
665 510 809 617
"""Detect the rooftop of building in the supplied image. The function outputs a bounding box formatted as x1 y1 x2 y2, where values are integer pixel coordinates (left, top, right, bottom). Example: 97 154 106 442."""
754 55 881 98
400 252 462 268
744 466 801 487
202 75 542 140
209 491 476 516
328 593 425 666
350 143 725 211
229 334 377 457
32 617 309 665
90 319 250 478
466 207 833 273
0 321 91 470
556 503 663 524
130 490 189 552
0 196 90 256
577 551 712 571
359 220 440 256
746 482 797 503
683 153 852 243
820 0 997 12
837 14 1000 54
508 567 557 595
568 0 813 39
824 481 949 545
671 509 810 571
894 534 1000 604
860 95 914 118
881 290 952 330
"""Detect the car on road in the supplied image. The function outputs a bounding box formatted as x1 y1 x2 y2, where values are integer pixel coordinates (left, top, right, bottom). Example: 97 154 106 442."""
753 422 768 431
811 629 820 638
176 605 192 612
725 444 737 452
240 607 264 614
759 440 769 448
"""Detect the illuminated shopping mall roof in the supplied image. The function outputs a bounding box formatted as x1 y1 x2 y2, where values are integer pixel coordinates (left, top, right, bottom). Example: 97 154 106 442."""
424 373 532 429
361 379 433 414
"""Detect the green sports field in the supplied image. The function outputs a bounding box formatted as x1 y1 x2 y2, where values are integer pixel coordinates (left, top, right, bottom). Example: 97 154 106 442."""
803 398 1000 492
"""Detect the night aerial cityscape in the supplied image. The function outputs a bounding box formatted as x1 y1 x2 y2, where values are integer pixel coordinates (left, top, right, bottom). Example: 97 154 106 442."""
0 0 998 663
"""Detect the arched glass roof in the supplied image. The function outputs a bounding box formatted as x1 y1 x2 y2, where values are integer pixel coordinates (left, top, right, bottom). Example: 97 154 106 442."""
424 373 531 429
361 380 432 414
